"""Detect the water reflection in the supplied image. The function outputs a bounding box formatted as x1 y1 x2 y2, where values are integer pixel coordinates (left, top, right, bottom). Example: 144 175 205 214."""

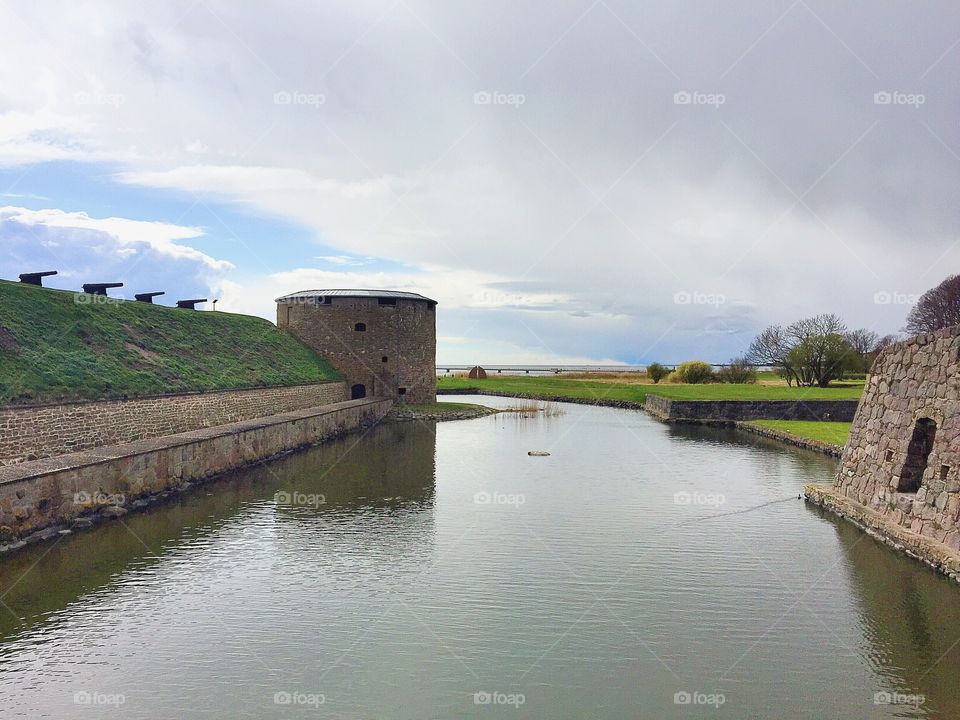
0 421 437 640
813 505 960 717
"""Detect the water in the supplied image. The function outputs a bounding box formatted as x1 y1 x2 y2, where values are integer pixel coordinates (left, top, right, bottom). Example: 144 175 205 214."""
1 396 959 718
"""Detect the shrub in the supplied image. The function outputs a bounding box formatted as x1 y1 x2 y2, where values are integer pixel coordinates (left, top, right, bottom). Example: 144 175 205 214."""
646 363 669 384
670 360 715 384
716 358 757 384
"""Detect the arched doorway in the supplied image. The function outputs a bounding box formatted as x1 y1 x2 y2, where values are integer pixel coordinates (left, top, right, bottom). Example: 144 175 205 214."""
897 418 937 493
351 383 366 400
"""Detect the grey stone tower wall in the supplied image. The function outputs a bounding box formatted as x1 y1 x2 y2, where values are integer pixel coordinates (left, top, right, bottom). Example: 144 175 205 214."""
277 296 437 404
835 325 960 547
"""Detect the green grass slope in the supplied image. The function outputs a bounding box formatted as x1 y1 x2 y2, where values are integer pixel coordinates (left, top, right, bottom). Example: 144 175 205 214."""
0 280 339 406
436 375 864 404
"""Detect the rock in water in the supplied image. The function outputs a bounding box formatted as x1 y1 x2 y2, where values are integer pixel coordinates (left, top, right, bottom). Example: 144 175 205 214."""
528 450 550 456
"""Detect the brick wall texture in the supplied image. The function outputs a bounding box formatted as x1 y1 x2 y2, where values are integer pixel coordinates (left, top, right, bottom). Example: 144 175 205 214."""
834 325 960 549
0 382 347 466
278 296 437 404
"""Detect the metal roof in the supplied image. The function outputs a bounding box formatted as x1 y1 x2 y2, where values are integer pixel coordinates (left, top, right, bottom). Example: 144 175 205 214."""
276 289 436 303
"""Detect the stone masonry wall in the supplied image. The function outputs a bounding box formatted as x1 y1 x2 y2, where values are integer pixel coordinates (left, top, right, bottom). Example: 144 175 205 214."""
0 382 347 466
0 396 391 544
833 325 960 549
279 297 436 404
644 394 859 422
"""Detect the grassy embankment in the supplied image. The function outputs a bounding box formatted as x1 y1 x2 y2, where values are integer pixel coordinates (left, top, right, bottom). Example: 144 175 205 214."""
745 420 852 446
436 374 864 404
437 374 862 447
0 279 339 406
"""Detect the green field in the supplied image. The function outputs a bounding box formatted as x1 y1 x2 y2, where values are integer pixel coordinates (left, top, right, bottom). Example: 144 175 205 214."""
436 375 864 404
748 420 852 446
0 280 339 405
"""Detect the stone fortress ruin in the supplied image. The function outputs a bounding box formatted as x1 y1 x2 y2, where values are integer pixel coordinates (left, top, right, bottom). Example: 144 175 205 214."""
807 324 960 575
276 289 438 404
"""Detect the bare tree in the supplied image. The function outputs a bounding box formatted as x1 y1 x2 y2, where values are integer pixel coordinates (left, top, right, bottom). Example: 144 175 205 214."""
747 314 855 387
845 328 879 372
905 274 960 335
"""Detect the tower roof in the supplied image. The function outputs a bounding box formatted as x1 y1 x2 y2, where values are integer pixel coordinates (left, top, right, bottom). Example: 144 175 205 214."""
276 289 436 304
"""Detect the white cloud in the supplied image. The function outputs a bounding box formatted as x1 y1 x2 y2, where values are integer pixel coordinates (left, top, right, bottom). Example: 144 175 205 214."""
1 206 232 272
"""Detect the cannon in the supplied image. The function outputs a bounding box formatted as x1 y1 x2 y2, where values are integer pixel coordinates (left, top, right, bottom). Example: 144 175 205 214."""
18 271 57 287
176 298 207 310
81 282 123 297
134 292 165 304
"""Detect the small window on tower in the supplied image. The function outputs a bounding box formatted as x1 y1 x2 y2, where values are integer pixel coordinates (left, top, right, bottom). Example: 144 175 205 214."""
885 449 894 462
378 298 396 306
943 465 951 481
381 356 388 363
354 322 366 332
398 387 407 396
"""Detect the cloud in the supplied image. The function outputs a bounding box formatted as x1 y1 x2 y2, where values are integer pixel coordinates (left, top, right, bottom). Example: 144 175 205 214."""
0 1 958 361
1 206 232 271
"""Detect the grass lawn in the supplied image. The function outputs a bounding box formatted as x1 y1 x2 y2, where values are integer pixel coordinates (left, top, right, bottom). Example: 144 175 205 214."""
0 280 339 405
748 420 852 446
436 375 864 404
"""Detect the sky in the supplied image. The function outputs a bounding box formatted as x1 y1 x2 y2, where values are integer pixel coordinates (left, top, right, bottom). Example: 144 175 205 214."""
0 1 957 365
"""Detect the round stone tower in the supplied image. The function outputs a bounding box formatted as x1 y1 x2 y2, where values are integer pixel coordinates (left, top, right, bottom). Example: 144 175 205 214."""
276 289 437 404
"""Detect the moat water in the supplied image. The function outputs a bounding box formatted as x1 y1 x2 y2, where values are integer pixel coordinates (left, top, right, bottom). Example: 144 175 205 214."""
1 396 959 718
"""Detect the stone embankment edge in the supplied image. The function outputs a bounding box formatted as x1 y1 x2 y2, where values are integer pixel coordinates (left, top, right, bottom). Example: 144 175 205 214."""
805 484 960 583
0 397 392 555
386 404 500 422
439 388 842 457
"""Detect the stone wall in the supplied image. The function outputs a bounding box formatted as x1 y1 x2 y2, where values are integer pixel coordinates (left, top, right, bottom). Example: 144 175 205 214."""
644 394 859 422
0 396 392 545
0 382 347 466
279 296 436 404
831 325 960 548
